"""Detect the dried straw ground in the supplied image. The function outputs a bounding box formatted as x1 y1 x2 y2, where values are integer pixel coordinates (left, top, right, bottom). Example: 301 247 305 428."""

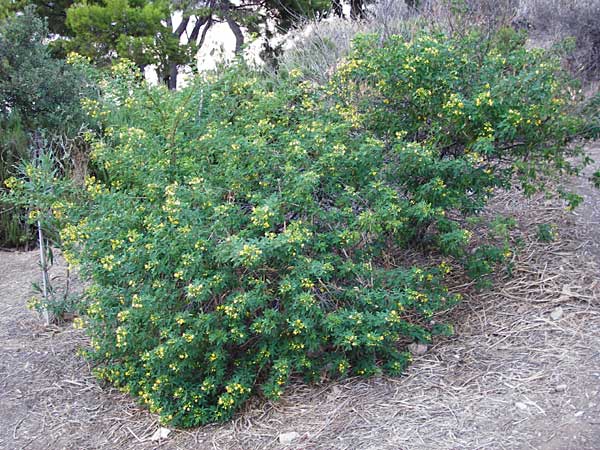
1 145 599 450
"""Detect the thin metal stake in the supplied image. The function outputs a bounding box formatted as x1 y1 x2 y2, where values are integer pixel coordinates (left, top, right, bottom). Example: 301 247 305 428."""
37 219 51 325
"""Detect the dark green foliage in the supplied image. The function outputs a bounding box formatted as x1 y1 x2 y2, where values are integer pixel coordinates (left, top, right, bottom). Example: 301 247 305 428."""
0 8 90 129
536 223 557 242
65 0 180 68
0 8 93 247
592 171 600 189
0 117 31 246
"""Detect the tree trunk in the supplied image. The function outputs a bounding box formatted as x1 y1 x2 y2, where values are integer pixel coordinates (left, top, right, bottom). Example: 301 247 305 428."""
168 62 178 90
332 0 343 17
350 0 366 19
189 15 210 43
226 15 243 54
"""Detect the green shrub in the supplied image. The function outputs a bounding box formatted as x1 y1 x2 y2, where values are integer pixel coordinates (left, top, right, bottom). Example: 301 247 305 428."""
6 29 591 427
536 223 557 242
0 8 95 247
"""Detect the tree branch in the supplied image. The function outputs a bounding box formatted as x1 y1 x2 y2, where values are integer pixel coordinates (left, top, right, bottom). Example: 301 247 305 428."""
174 16 190 38
226 15 244 54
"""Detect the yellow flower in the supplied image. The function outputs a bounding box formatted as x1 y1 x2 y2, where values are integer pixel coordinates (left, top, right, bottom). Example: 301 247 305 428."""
239 244 262 266
28 210 40 221
100 254 115 271
131 294 142 308
3 176 18 189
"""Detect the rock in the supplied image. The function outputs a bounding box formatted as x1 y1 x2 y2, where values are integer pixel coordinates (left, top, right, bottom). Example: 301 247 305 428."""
151 427 171 441
326 386 341 402
554 384 567 392
515 402 528 410
550 306 564 321
279 432 300 444
408 343 428 356
574 411 584 417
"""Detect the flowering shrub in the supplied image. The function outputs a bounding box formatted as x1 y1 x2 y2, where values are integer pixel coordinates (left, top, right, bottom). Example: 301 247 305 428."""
5 30 590 427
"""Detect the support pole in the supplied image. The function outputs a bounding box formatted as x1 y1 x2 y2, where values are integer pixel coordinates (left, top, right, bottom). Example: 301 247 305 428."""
37 219 51 325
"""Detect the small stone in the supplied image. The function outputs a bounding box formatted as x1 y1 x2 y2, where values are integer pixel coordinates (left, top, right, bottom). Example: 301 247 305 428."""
515 402 528 410
279 432 300 444
326 386 341 402
574 411 584 417
151 427 171 441
555 384 567 392
408 343 428 356
550 306 564 321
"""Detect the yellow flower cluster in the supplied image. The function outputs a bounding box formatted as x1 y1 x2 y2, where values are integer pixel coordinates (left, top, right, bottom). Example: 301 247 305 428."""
238 244 262 266
3 176 18 189
217 304 240 320
66 52 90 65
100 254 115 271
439 261 452 274
251 205 275 229
507 109 523 125
187 282 204 298
115 326 128 348
290 319 305 335
85 176 106 197
131 294 143 308
163 182 181 224
443 93 465 116
365 332 385 346
81 98 101 118
73 317 86 329
407 289 428 303
475 90 494 107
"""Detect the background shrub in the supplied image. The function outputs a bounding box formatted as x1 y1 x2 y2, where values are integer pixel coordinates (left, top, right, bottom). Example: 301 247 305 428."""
280 0 521 84
0 8 95 247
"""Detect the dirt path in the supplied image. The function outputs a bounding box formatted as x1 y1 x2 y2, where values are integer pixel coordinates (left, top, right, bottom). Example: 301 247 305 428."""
0 146 599 450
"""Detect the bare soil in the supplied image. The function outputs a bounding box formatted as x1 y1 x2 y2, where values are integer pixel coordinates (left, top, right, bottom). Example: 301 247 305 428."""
1 145 599 450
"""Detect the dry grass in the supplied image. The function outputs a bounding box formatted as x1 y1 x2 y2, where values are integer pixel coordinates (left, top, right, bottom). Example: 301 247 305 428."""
520 0 600 79
1 146 599 450
280 1 415 83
